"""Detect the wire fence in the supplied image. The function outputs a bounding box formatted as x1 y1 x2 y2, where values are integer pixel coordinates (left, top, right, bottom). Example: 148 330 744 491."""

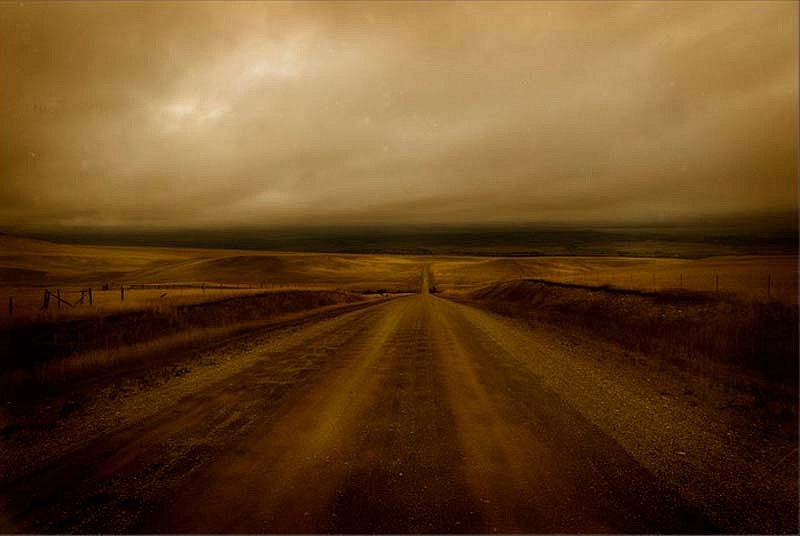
1 282 324 324
531 270 793 301
2 266 797 325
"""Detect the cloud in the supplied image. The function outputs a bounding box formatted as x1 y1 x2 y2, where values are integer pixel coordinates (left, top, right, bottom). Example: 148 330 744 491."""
0 0 796 229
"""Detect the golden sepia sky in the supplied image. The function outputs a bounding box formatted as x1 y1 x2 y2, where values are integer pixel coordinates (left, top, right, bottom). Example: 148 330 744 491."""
1 1 797 229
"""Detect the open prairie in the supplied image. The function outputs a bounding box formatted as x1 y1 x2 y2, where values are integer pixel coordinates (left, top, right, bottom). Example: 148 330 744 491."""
0 235 797 533
430 255 797 303
2 234 795 324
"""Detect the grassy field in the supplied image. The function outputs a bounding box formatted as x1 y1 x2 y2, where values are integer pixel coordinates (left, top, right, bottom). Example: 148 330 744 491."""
2 235 795 326
1 234 796 395
0 234 421 325
430 255 797 303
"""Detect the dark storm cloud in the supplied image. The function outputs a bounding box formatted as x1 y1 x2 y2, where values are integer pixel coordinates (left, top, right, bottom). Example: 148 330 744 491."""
0 1 796 228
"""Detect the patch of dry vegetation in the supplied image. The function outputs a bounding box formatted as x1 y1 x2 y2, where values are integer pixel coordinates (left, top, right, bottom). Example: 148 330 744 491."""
0 235 424 333
0 285 276 327
0 290 369 387
0 234 423 289
453 280 798 411
431 255 797 303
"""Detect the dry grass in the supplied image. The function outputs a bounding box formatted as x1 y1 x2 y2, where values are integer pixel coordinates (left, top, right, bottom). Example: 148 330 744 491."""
0 285 278 327
0 234 422 288
431 255 797 303
0 235 423 325
2 235 794 310
0 290 369 386
453 279 798 409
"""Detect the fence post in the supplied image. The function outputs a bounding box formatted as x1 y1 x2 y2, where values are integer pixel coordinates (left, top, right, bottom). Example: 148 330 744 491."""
767 273 772 299
120 286 125 302
88 287 93 305
42 289 50 310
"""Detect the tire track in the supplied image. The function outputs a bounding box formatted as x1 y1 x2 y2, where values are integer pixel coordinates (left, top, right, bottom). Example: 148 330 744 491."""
137 298 417 533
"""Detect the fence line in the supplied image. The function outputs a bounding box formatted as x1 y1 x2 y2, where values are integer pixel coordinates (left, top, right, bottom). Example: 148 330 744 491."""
511 270 789 302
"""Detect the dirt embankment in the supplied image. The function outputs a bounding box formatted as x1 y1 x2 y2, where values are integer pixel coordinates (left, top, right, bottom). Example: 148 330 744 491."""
452 279 798 411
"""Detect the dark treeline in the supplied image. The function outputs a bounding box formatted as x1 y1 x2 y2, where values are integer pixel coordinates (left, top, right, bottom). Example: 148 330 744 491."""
9 213 798 258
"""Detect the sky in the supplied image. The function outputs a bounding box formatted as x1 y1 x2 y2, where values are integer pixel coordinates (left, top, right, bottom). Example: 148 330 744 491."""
0 1 797 230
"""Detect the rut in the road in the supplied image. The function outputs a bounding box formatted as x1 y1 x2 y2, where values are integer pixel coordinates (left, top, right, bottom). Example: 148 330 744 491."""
143 297 483 533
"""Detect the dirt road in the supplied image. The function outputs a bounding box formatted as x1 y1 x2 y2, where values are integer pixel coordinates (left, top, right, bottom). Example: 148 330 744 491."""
0 275 794 532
